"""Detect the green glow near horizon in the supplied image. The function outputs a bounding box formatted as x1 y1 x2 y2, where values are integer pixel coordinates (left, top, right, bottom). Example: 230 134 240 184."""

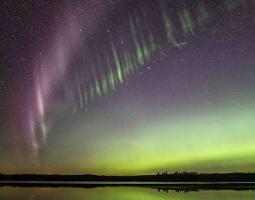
45 98 255 175
90 105 255 174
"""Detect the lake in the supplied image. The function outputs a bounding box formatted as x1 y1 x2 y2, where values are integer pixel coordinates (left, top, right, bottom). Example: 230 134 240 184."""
0 186 254 200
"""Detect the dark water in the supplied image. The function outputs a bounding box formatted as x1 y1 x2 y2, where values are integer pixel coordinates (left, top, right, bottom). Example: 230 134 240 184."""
0 186 254 200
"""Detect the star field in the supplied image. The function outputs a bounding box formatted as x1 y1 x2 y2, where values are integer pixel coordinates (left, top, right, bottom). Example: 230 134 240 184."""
1 0 255 174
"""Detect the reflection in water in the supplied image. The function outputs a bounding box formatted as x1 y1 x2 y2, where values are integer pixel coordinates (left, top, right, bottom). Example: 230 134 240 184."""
153 187 255 193
0 187 254 200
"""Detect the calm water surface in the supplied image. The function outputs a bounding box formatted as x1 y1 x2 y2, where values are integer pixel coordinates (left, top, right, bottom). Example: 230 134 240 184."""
0 186 255 200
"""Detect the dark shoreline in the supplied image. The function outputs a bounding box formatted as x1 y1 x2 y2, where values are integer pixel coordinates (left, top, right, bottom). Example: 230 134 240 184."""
2 173 255 190
2 172 255 182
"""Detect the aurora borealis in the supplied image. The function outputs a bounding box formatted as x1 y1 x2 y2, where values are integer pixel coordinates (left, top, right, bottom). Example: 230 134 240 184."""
1 0 255 175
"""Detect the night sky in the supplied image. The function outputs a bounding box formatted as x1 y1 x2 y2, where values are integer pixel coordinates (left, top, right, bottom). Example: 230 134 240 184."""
1 0 255 175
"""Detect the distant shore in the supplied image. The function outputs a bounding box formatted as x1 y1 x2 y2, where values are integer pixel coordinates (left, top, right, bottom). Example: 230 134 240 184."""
1 172 255 188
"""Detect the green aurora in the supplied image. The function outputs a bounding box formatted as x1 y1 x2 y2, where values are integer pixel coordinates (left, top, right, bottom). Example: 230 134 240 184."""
42 97 255 175
1 0 255 175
